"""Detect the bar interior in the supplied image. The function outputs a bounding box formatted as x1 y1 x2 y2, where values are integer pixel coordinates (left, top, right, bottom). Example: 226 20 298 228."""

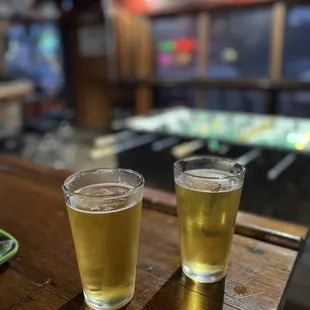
0 0 310 309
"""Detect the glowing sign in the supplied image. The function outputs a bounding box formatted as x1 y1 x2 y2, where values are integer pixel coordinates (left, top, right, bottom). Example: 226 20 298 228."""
175 38 196 52
158 40 175 52
157 53 172 66
158 38 196 53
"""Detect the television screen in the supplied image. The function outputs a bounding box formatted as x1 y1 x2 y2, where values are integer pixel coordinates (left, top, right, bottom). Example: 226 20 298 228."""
208 7 271 79
4 22 64 96
283 5 310 79
29 22 64 95
205 7 271 112
152 16 198 108
152 16 198 77
4 25 30 76
278 6 310 116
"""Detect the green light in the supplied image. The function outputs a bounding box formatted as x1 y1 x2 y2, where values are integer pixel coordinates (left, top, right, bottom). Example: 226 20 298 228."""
159 41 175 52
207 139 220 152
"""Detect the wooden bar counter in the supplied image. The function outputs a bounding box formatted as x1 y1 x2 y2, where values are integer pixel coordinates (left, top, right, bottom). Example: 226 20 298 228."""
0 155 307 310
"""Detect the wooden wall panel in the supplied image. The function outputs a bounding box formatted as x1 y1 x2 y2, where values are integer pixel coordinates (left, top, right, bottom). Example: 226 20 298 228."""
114 7 133 77
69 6 111 129
135 17 153 114
114 5 152 78
269 1 286 78
114 4 153 114
196 12 210 108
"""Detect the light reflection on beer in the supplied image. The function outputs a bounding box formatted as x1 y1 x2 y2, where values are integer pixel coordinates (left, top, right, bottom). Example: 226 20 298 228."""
176 270 225 310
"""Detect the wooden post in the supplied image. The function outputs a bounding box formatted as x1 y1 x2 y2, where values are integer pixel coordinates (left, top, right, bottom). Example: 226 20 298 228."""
135 17 153 114
266 1 286 113
196 12 210 109
269 1 286 79
69 7 111 129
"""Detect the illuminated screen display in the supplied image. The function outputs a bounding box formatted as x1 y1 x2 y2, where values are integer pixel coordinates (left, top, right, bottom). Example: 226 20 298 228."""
208 7 271 78
152 16 197 108
5 22 64 95
152 16 197 77
205 8 271 112
283 6 310 79
29 22 64 94
278 6 310 116
4 25 30 75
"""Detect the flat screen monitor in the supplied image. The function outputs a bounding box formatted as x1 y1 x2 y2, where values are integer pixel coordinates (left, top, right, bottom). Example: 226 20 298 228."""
208 7 272 79
152 15 197 77
4 24 30 76
279 6 310 116
4 22 64 96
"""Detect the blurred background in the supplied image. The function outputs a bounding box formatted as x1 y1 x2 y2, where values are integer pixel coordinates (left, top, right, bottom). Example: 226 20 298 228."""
1 0 310 225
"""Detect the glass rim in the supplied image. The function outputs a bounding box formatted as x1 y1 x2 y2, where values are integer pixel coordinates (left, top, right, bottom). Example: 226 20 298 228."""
62 168 145 199
174 155 246 180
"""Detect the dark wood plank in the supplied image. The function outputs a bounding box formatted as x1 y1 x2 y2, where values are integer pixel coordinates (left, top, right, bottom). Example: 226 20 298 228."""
197 12 209 76
0 166 299 310
141 209 298 310
0 267 38 309
143 187 308 250
142 275 237 310
0 154 71 183
269 1 286 78
3 153 307 245
195 12 209 109
58 208 298 310
0 80 34 100
106 77 310 91
0 170 82 300
0 156 307 309
9 286 67 310
0 154 307 250
0 153 307 249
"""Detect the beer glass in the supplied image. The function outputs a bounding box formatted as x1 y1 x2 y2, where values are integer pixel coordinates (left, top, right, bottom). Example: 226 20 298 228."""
174 156 245 283
63 168 144 309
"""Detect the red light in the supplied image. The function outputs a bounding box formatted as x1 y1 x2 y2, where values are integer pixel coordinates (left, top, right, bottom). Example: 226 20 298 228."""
175 39 196 52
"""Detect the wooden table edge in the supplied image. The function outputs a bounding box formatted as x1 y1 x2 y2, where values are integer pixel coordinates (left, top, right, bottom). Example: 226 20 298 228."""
142 188 308 250
0 154 307 251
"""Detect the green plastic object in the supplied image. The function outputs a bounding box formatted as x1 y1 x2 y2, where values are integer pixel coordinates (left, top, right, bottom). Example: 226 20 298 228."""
0 229 19 265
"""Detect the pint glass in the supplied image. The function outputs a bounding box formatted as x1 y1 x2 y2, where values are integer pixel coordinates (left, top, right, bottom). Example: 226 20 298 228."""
63 168 144 309
174 156 245 283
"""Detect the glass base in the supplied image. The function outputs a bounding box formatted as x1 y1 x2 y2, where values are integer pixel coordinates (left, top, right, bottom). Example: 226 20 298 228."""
84 291 133 309
182 263 226 283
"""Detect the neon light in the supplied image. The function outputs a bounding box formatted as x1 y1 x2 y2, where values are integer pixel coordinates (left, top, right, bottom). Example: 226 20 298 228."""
158 41 175 52
157 53 172 66
175 38 196 52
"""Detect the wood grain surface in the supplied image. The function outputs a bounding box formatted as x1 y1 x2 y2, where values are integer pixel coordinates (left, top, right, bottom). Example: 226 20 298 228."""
0 80 34 100
106 77 310 91
0 155 306 309
143 187 308 250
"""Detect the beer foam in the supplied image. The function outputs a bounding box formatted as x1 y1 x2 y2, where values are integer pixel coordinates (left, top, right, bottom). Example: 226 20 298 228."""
67 183 142 214
176 169 242 193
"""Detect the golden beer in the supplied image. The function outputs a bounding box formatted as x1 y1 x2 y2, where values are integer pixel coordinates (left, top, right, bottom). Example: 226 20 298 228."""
63 171 144 310
174 160 245 283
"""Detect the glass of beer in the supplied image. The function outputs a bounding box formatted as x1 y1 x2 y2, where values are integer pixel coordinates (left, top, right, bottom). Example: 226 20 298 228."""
62 168 144 309
174 156 245 283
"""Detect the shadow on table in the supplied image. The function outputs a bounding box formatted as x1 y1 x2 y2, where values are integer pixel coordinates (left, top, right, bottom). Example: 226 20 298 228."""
59 268 225 310
0 263 9 276
58 292 85 310
142 267 225 310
